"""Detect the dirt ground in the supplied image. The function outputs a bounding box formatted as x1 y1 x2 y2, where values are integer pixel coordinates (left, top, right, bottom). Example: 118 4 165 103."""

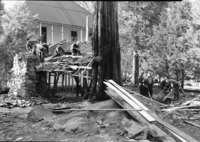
0 93 145 142
0 87 200 141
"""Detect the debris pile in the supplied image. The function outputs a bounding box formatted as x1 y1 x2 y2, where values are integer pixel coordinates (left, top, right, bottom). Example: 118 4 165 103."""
0 95 49 108
160 95 200 131
8 52 41 98
104 80 199 142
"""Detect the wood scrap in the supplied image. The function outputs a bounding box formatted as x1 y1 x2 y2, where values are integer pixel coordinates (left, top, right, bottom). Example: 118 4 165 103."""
153 114 199 142
166 129 188 142
184 121 200 129
162 105 200 112
181 96 200 106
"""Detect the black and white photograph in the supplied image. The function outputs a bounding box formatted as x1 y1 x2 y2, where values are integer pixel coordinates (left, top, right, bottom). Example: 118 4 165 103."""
0 0 200 141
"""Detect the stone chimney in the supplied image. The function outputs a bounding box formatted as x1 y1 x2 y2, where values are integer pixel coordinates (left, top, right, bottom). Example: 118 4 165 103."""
8 52 41 98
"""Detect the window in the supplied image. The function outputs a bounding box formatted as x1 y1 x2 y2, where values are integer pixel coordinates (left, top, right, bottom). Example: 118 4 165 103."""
41 27 47 43
71 31 77 42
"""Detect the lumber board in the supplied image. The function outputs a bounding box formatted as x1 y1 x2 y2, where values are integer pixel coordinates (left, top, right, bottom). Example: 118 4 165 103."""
148 124 177 142
104 81 155 122
105 89 149 125
105 89 176 142
162 105 200 112
166 129 188 142
108 80 149 111
153 114 199 142
184 121 200 129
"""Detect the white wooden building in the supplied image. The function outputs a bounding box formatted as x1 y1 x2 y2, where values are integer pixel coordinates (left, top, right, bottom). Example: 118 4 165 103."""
25 1 93 44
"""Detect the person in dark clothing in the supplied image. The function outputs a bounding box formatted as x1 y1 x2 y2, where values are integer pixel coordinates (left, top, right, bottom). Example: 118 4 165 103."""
71 41 80 55
26 38 38 54
160 78 180 101
54 44 65 56
147 72 154 98
167 79 180 100
42 43 51 56
143 78 150 98
138 72 144 96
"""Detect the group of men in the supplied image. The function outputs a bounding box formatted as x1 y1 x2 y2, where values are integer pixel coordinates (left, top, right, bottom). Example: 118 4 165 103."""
52 40 81 58
26 38 81 60
138 72 182 101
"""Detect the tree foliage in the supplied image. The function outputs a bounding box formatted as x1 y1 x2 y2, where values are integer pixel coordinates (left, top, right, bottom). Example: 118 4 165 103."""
119 0 200 80
145 0 200 78
75 1 95 14
0 2 39 63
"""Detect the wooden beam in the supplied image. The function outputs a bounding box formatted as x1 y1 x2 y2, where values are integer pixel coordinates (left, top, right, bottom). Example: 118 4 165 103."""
148 124 177 142
62 74 64 92
51 24 53 44
68 74 70 93
61 25 64 40
184 121 200 129
52 73 56 97
105 89 149 125
86 15 89 42
39 22 42 44
108 80 150 111
53 108 142 111
80 28 83 42
104 81 155 122
65 74 67 93
48 72 51 98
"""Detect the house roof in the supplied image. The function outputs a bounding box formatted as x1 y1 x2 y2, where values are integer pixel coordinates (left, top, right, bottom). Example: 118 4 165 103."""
25 1 93 28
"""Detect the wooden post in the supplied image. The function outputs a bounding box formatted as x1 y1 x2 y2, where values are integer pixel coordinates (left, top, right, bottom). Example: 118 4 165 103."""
80 28 83 42
39 22 42 44
44 71 47 97
61 25 64 40
72 75 74 93
68 74 70 93
86 16 89 42
48 72 51 98
62 74 64 92
74 76 84 97
51 24 54 44
65 74 67 92
53 73 56 97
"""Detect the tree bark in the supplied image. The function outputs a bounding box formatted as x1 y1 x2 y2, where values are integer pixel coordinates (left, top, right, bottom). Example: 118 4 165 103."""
89 1 122 101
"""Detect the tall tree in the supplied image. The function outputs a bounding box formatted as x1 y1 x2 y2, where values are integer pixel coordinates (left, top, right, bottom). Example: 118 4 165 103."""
89 1 121 100
118 2 169 85
146 0 200 80
0 0 4 34
0 2 38 89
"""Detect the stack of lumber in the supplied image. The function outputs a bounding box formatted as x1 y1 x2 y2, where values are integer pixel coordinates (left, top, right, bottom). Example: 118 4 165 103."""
104 80 199 142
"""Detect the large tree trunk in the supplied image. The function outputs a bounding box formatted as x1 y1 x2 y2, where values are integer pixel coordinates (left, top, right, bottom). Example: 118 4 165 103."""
89 1 122 101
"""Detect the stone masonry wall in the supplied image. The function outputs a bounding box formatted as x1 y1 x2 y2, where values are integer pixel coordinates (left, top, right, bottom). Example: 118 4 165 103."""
8 52 41 98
